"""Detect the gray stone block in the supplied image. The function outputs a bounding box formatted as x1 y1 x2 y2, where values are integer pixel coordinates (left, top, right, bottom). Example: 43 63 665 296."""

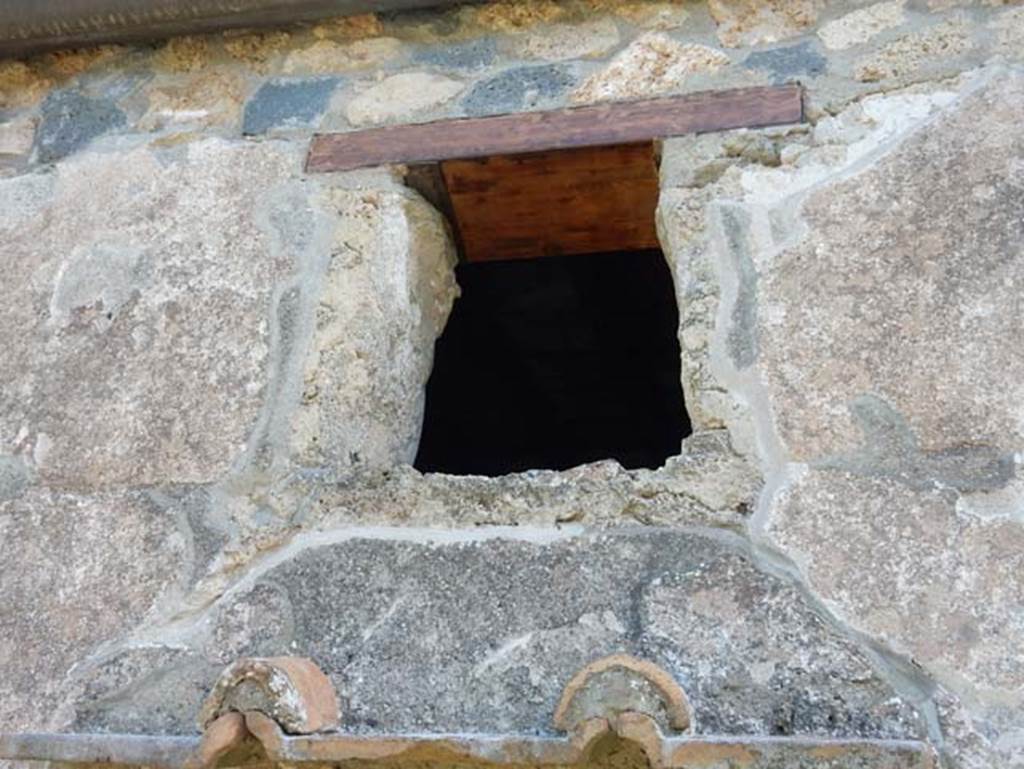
743 41 827 82
414 37 496 70
242 78 339 135
79 528 925 739
461 64 575 116
34 90 126 164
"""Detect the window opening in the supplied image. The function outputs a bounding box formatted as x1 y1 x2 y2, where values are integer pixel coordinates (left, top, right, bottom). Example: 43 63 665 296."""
413 142 691 476
414 248 690 476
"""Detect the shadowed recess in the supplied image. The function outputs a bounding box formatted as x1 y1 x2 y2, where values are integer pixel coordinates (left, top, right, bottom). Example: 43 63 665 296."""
415 249 690 476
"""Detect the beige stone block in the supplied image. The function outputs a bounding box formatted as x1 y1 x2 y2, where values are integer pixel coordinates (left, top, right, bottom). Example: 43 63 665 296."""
138 71 246 131
707 0 822 47
507 19 621 61
755 69 1024 458
282 37 404 75
0 116 35 156
0 488 188 734
571 32 730 104
818 0 906 50
0 139 309 487
855 19 971 81
289 185 458 470
344 72 464 126
767 468 1024 695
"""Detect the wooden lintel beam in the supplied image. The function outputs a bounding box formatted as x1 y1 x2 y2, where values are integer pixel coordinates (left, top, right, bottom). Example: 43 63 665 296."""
306 85 803 173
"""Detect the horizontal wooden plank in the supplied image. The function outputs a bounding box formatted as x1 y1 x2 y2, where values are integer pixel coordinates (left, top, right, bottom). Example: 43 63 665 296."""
306 85 802 173
442 143 660 263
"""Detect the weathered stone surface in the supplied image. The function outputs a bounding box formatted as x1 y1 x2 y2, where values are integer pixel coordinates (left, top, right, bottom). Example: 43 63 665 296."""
281 37 405 75
708 0 822 47
598 1 691 30
0 489 188 734
933 687 1024 769
59 646 215 735
242 77 338 135
288 185 457 471
743 41 827 81
506 19 622 61
413 37 497 70
466 0 568 32
301 430 759 529
34 89 126 163
571 33 730 104
462 64 576 116
854 18 971 82
817 0 906 50
755 69 1024 459
0 115 35 156
0 455 29 501
247 530 922 736
139 72 245 132
76 529 924 738
0 60 53 110
344 72 463 126
223 29 292 68
154 36 210 72
766 467 1024 699
311 13 385 41
0 138 309 487
992 5 1024 57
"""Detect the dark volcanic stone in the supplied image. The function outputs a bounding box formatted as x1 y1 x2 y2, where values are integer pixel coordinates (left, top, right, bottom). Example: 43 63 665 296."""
461 64 574 116
35 89 126 163
242 77 339 135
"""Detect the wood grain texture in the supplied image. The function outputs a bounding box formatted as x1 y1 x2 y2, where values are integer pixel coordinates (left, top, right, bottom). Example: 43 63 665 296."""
441 143 660 263
306 85 802 173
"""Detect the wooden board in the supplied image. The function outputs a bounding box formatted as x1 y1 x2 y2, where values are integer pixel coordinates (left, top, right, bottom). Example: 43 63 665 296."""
307 85 802 173
441 143 660 263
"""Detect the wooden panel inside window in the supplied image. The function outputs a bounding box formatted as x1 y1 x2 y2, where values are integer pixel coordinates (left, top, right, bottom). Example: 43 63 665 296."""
440 143 660 263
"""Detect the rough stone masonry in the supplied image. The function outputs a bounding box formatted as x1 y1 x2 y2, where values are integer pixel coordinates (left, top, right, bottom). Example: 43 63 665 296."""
0 1 1023 768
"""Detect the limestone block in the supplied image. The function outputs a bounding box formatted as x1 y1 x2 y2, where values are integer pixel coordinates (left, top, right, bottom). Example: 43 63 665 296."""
467 0 567 32
297 431 758 529
139 72 246 132
0 116 35 156
506 19 622 61
992 5 1024 56
766 467 1024 701
604 1 691 30
344 72 464 126
854 19 971 82
281 37 405 75
756 68 1024 460
817 0 906 50
707 0 822 47
0 138 307 487
154 36 211 72
0 489 188 734
0 60 53 110
571 33 730 104
289 185 458 471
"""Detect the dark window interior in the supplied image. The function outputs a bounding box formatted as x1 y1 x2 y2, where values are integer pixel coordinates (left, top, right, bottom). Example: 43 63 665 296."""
414 248 690 476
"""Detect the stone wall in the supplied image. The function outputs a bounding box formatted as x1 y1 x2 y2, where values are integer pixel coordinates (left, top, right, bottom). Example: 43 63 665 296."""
0 2 1022 768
